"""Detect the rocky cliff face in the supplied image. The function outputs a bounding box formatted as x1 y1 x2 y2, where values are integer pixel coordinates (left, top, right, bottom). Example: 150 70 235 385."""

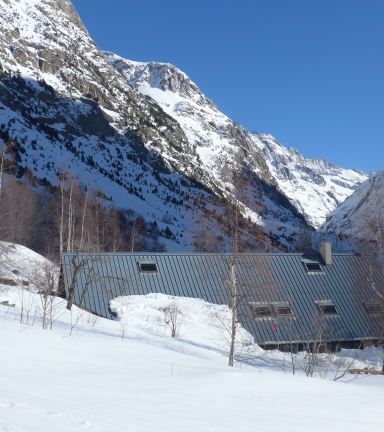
0 0 200 176
104 53 280 189
245 132 369 228
0 0 210 251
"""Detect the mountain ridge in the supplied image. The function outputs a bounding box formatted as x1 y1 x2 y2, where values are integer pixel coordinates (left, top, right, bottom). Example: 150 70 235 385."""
0 0 370 252
105 52 369 230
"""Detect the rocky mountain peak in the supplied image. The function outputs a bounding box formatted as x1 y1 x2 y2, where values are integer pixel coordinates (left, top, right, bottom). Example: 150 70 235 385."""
104 52 221 112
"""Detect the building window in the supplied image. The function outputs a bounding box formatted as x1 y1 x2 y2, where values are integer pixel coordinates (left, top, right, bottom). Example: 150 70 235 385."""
303 261 323 272
138 261 158 274
250 302 294 318
250 303 274 318
315 300 339 316
363 300 382 316
273 303 294 317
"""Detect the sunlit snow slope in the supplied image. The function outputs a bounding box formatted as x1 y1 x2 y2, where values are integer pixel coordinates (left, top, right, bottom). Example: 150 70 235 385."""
317 166 384 242
105 53 369 229
0 0 305 252
241 133 369 228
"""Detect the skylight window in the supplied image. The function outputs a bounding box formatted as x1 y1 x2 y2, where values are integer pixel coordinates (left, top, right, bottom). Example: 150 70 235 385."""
273 304 294 317
138 261 158 274
250 303 274 318
304 262 323 272
250 302 294 318
363 301 382 315
315 300 339 316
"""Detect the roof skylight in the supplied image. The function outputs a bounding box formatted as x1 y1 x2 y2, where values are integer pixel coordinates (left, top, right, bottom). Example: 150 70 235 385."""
250 303 274 318
138 260 158 274
315 300 339 316
250 302 294 319
304 262 323 272
363 301 382 316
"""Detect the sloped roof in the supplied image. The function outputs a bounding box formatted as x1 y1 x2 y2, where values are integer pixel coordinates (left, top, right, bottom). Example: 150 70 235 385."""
61 252 384 345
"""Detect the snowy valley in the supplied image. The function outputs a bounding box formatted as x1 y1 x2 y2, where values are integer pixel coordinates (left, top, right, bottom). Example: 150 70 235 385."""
1 0 384 431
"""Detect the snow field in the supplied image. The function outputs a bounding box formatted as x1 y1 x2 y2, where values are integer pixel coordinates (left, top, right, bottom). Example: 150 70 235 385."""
0 288 383 431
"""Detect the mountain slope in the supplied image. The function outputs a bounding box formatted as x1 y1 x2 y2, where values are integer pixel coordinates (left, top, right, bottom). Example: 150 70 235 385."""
245 132 369 228
1 0 368 252
0 0 204 247
104 53 368 231
0 0 307 253
317 166 384 243
103 53 273 189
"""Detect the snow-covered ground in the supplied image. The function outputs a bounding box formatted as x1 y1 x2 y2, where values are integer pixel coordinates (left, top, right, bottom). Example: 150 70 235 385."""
0 244 383 431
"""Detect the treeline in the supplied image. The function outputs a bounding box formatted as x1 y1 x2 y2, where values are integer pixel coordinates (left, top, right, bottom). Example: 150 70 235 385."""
0 171 165 262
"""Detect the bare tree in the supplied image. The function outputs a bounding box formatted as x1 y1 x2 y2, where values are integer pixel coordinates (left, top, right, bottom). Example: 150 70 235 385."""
192 171 273 366
354 191 384 344
162 299 188 338
65 253 92 311
0 177 41 248
0 138 13 194
296 221 313 252
28 254 63 329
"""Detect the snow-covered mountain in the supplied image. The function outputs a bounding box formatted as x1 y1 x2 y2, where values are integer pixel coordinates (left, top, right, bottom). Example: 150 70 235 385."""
105 53 369 230
0 0 370 251
0 0 200 235
317 166 384 244
0 0 307 253
241 132 369 228
104 53 303 231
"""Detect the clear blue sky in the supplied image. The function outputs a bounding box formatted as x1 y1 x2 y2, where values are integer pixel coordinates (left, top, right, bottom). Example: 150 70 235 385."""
72 0 384 173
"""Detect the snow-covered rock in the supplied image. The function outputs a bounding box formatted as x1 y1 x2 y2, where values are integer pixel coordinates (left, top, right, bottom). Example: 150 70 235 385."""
0 0 370 250
246 132 370 228
0 0 305 252
105 52 371 232
317 166 384 243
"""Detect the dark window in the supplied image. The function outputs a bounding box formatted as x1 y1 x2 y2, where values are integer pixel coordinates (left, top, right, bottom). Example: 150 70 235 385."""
364 302 382 315
275 305 294 316
304 262 323 272
251 304 273 318
316 301 338 316
139 263 158 273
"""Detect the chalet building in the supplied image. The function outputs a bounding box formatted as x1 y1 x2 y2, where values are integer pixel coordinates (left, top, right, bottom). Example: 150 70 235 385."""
61 242 384 352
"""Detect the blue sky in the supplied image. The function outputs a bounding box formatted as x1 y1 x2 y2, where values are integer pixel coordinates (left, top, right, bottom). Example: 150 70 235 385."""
72 0 383 173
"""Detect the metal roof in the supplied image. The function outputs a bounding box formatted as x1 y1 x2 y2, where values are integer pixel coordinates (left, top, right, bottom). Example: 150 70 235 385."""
61 252 384 345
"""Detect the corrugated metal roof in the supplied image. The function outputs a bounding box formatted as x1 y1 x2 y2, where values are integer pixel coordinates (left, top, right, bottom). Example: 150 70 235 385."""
61 252 384 345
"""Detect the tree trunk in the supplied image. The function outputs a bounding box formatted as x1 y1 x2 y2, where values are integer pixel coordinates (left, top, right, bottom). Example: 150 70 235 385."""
66 256 88 311
228 263 237 366
79 187 88 252
131 218 136 252
59 175 65 256
67 183 74 253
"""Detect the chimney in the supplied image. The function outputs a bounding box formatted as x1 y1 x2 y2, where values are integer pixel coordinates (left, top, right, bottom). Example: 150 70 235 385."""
320 242 332 266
